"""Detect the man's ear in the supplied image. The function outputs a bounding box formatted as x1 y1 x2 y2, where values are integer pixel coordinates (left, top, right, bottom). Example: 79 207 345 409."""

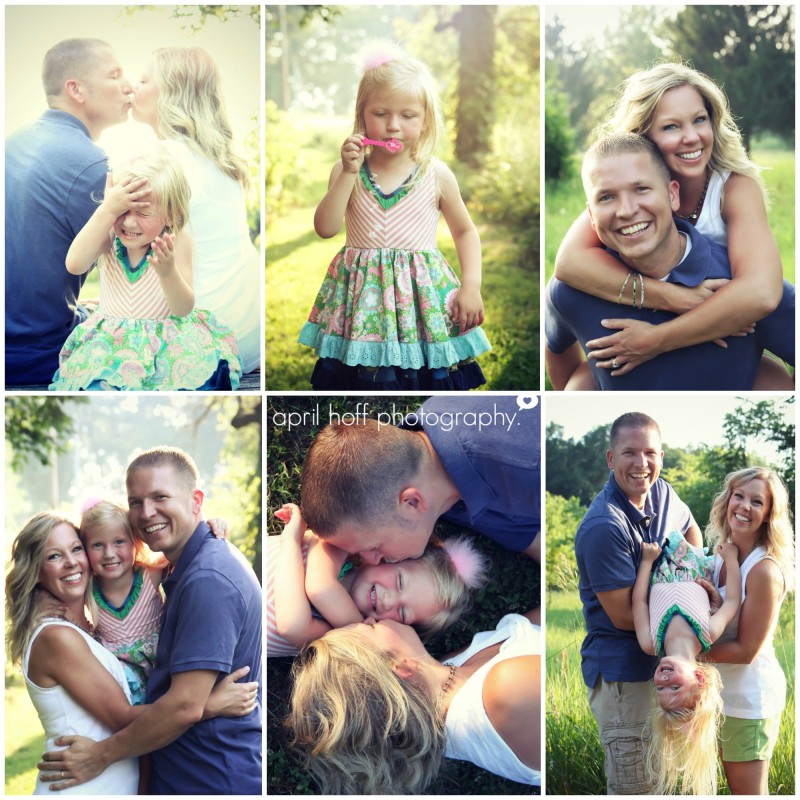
398 486 428 517
606 448 614 470
64 79 85 104
668 179 681 213
392 658 418 682
192 489 204 516
585 202 598 232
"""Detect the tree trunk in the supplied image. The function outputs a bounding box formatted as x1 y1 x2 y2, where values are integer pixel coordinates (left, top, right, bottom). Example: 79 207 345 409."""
455 6 496 166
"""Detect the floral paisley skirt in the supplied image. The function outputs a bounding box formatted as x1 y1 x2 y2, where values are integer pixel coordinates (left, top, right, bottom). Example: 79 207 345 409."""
299 246 491 384
49 309 242 391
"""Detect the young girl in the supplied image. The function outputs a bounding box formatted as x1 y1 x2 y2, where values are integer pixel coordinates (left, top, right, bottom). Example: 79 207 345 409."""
80 499 166 704
79 498 236 703
298 41 492 390
552 61 793 389
632 531 742 795
267 504 487 657
49 145 242 391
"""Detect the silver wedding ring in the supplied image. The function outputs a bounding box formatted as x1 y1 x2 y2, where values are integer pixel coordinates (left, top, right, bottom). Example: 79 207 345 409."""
612 358 619 369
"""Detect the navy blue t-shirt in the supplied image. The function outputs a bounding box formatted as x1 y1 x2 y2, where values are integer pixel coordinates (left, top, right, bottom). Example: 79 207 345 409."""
147 523 262 794
545 219 795 389
5 110 105 384
404 395 541 552
575 475 694 686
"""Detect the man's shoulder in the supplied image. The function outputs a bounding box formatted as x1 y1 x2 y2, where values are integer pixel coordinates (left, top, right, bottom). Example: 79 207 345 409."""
7 111 105 171
187 536 260 590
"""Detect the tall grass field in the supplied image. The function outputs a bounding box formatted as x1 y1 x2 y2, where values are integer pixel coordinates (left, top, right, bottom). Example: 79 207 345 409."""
545 590 795 795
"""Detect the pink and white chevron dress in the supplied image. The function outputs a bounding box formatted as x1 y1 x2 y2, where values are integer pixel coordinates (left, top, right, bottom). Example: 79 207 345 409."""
299 160 491 374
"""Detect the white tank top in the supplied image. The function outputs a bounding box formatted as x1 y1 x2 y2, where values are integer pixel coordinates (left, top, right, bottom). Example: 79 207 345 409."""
23 619 140 794
712 547 787 718
694 169 730 248
444 614 541 785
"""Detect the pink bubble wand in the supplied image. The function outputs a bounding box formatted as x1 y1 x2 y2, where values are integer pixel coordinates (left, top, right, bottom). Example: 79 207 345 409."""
361 137 403 153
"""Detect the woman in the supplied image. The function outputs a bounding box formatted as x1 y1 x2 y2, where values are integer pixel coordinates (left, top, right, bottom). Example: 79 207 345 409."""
7 513 140 794
553 62 791 389
6 512 254 794
702 468 794 795
132 47 260 374
288 610 541 793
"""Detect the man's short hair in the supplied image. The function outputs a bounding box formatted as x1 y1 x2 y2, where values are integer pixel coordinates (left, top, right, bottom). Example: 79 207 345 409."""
126 446 200 492
300 419 426 536
609 412 662 449
42 38 111 100
582 132 672 191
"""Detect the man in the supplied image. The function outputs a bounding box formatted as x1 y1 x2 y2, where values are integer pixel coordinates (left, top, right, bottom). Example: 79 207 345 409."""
575 412 701 794
545 133 794 390
6 38 132 385
300 395 540 563
39 447 262 794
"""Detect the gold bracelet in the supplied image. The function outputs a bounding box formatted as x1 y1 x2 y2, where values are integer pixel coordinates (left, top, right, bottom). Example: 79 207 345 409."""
618 272 632 305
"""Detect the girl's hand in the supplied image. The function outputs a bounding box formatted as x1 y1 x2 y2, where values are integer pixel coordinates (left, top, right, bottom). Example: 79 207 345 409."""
277 503 306 542
34 588 67 618
207 518 229 539
640 541 661 564
453 285 485 330
102 172 151 218
341 135 366 175
717 542 739 562
203 666 258 719
147 233 177 278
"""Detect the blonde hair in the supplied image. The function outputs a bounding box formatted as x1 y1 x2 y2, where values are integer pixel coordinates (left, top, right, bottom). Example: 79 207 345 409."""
353 46 444 184
80 499 163 569
151 47 250 188
288 627 445 793
6 512 91 666
608 61 765 196
413 536 488 638
705 467 794 592
113 145 191 233
646 661 722 795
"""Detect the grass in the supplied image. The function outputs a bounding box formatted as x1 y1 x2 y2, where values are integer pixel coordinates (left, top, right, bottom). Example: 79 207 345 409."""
265 114 538 391
546 589 796 795
5 670 44 794
266 396 541 794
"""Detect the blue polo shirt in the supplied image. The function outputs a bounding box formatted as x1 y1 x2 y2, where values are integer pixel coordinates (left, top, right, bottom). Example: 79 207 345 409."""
5 110 106 385
575 474 694 687
147 522 262 794
404 395 540 551
545 219 795 389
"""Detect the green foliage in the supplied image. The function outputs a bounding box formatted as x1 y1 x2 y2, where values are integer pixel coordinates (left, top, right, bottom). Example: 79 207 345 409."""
546 422 612 506
208 397 262 580
264 101 304 222
722 397 795 501
544 78 575 181
545 492 585 591
266 396 540 794
4 397 85 471
546 6 793 150
665 5 794 147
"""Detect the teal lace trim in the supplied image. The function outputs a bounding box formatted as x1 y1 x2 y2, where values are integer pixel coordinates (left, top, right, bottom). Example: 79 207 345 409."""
654 604 712 655
92 568 144 619
299 322 492 369
359 163 416 210
114 237 152 284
